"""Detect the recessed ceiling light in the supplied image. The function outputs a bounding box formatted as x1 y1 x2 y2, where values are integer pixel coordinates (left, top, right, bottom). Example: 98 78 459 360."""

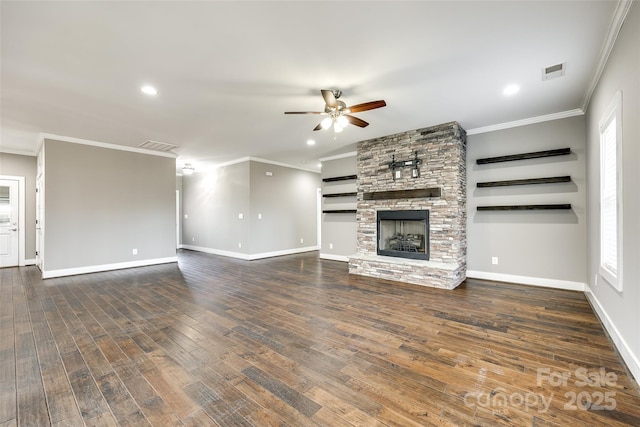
503 84 520 96
141 85 158 96
307 139 316 146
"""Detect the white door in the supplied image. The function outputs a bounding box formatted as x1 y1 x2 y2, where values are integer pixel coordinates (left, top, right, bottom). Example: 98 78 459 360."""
0 179 19 267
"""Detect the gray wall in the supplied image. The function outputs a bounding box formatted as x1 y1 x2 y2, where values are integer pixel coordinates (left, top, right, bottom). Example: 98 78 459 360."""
466 116 587 284
181 159 320 257
248 161 320 255
0 152 37 260
182 161 251 253
585 2 639 378
320 156 357 260
43 139 177 271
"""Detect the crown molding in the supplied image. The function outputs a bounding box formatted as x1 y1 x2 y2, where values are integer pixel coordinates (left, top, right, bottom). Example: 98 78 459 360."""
37 133 178 158
466 109 584 135
208 156 319 173
249 156 320 173
0 147 37 156
319 151 357 162
581 0 634 112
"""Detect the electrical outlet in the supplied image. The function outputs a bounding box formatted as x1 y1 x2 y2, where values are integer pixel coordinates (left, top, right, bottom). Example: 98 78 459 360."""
329 243 333 249
258 213 262 219
594 274 598 286
132 248 138 255
300 238 304 244
238 242 242 249
238 213 244 219
492 257 499 265
192 237 195 242
184 214 188 219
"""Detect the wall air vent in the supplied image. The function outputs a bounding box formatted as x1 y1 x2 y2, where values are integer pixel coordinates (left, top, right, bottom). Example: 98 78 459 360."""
139 140 178 152
542 62 566 80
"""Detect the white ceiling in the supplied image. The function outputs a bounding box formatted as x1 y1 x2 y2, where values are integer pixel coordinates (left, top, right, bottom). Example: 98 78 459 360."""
1 1 620 172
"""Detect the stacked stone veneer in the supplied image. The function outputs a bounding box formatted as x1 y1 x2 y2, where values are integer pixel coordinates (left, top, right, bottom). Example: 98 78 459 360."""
348 121 467 289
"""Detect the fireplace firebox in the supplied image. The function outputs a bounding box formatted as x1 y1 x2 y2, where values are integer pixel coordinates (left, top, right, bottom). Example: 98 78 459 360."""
377 210 429 260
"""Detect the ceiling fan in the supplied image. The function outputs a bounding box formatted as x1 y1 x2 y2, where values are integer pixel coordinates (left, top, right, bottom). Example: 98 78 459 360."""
285 89 386 133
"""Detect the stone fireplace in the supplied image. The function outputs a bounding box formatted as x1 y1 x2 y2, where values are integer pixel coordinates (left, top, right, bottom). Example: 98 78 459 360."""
349 121 467 289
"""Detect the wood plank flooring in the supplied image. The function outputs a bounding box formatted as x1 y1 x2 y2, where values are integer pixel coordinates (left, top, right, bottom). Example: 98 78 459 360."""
1 249 639 426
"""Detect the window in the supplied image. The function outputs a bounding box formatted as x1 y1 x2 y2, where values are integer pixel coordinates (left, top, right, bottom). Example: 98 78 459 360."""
599 91 623 291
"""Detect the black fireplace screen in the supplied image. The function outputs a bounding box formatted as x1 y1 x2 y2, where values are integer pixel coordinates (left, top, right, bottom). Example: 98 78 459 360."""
377 210 429 260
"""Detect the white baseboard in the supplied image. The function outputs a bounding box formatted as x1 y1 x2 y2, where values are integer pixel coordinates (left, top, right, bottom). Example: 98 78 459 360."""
466 270 585 291
319 253 349 262
181 244 319 261
181 244 251 260
42 257 178 279
24 258 36 266
584 288 640 387
248 246 319 260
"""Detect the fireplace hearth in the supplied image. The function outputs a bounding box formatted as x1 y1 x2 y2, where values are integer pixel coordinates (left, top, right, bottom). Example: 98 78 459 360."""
377 210 429 260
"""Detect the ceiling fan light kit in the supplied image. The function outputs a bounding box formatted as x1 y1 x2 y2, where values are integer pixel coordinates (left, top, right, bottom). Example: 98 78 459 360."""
182 163 195 175
285 89 386 133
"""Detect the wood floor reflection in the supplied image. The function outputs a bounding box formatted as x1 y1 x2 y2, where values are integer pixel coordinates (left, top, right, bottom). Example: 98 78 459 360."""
1 249 639 426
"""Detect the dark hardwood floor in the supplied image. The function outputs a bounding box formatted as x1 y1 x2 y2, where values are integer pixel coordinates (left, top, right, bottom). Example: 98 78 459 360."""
1 249 639 426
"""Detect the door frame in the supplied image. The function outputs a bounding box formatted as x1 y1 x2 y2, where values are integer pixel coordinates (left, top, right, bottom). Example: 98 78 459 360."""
316 187 321 249
176 190 180 249
0 175 26 266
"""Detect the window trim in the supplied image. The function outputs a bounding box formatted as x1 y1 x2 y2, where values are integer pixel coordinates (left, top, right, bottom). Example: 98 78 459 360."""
598 91 623 292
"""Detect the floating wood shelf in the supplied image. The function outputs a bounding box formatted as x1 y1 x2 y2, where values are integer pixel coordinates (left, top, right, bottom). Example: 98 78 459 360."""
322 175 357 182
476 148 571 165
477 176 571 188
363 187 441 200
323 192 357 198
322 209 357 214
477 204 572 211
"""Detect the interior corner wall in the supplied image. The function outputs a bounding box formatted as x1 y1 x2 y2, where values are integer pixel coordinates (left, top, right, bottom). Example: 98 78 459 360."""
466 115 587 288
320 156 357 260
585 1 639 382
43 139 177 273
181 160 320 258
182 161 251 255
248 161 320 255
0 152 37 260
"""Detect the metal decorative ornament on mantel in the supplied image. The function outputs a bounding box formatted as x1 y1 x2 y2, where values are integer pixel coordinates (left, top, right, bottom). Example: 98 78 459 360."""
388 151 422 180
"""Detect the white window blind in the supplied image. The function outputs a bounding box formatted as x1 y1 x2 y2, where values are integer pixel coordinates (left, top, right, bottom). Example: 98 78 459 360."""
601 118 617 274
599 91 622 291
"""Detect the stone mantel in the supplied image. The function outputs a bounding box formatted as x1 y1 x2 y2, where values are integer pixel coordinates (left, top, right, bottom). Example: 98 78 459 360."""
348 121 467 289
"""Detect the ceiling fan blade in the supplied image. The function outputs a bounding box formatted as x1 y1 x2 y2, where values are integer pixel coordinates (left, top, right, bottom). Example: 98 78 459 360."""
284 111 323 114
345 115 369 128
347 100 387 113
313 123 323 131
321 89 338 108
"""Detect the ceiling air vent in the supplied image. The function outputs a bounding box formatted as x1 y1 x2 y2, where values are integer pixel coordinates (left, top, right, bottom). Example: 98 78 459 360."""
542 62 566 81
139 140 178 152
